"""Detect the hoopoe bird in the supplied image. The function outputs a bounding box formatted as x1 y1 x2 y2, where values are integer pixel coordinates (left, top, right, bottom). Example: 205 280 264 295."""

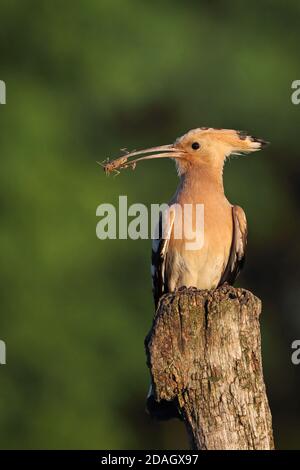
149 128 268 308
108 127 268 418
110 127 268 305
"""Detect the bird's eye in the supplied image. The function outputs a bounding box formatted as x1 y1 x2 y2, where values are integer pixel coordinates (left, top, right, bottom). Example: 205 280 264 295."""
191 142 200 150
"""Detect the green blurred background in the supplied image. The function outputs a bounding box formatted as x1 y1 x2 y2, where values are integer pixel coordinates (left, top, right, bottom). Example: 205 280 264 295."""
0 0 299 449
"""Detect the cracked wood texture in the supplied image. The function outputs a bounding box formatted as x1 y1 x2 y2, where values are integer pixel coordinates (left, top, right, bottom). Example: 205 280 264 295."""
145 284 274 450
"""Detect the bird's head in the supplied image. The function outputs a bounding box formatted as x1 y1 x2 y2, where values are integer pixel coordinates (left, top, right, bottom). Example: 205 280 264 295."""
104 127 269 176
172 127 269 174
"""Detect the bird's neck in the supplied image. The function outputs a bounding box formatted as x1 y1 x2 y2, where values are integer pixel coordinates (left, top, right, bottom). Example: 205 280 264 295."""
178 164 225 201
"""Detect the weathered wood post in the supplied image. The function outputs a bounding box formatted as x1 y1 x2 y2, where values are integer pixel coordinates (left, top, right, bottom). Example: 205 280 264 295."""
145 284 274 450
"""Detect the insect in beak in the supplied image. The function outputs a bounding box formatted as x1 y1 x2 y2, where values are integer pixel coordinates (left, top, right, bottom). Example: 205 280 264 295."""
100 144 184 175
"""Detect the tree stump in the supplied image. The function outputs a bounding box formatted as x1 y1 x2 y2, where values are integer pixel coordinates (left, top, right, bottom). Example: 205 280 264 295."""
145 284 274 450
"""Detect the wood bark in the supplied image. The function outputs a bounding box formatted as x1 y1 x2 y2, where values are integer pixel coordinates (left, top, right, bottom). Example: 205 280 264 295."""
145 284 274 450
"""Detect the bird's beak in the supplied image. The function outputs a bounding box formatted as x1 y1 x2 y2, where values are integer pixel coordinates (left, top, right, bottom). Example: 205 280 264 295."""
118 144 183 165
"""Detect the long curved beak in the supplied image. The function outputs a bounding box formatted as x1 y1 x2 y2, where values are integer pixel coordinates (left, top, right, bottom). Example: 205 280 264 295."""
120 143 184 163
121 144 176 159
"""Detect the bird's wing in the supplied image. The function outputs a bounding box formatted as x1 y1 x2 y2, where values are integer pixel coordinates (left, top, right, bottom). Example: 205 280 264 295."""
219 205 248 286
151 207 175 309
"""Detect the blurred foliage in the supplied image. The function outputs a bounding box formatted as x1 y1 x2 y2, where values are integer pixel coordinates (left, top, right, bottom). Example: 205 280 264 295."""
0 0 299 449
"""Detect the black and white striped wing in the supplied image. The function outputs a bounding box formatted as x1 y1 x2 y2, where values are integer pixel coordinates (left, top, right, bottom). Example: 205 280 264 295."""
151 208 175 309
219 205 247 286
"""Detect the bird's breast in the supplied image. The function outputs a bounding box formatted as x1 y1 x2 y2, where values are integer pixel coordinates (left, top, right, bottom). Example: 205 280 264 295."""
166 193 233 291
